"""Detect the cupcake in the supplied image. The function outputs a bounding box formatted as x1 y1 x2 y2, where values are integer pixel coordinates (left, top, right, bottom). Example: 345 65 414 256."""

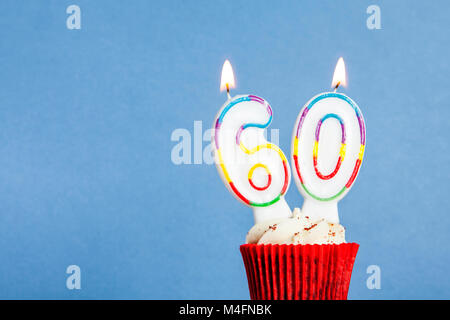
240 208 359 300
210 62 365 300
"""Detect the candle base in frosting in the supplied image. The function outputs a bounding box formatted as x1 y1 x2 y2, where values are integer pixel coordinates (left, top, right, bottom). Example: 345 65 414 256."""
301 198 339 224
252 197 292 224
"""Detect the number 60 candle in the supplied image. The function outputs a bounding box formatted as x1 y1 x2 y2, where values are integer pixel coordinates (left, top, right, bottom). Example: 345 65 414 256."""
212 60 292 223
291 58 366 223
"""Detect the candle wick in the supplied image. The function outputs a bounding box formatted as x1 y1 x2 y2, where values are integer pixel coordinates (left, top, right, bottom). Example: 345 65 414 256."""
333 81 340 93
226 83 231 100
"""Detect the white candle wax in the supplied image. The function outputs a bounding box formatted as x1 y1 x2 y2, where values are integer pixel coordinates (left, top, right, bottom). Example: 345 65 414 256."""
291 91 366 223
212 94 292 223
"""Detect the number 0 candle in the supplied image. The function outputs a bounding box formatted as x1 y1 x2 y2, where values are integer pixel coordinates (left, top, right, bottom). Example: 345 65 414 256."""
212 60 292 223
291 58 366 223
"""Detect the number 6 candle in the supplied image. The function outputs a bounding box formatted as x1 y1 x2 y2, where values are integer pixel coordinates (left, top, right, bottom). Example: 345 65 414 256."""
291 58 366 223
212 60 292 223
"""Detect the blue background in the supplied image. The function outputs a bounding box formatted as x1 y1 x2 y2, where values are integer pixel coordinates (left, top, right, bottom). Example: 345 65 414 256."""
0 0 448 299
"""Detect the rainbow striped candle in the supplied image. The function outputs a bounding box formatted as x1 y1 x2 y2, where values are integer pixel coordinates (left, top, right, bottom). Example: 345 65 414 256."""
212 61 292 223
291 58 366 223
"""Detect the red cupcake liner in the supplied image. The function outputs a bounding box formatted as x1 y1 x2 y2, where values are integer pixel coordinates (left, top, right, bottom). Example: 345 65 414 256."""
240 243 359 300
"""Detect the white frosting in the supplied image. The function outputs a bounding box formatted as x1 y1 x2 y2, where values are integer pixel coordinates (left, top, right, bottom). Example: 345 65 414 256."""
246 208 345 245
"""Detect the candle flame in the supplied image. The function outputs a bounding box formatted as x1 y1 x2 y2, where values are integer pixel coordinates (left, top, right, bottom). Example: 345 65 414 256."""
331 57 347 89
220 60 236 92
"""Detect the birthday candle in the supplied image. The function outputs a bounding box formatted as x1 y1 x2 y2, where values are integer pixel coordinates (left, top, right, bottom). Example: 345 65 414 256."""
291 58 366 223
212 60 292 223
